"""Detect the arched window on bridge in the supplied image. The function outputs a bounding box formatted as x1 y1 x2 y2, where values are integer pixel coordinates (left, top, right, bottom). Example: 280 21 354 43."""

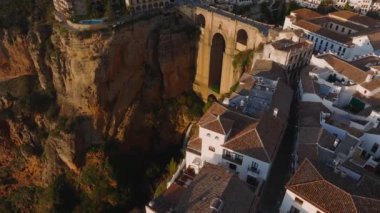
196 14 206 28
236 29 248 46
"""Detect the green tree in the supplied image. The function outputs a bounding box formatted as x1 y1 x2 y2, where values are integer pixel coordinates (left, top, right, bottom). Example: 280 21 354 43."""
343 1 354 11
232 50 254 73
285 1 302 16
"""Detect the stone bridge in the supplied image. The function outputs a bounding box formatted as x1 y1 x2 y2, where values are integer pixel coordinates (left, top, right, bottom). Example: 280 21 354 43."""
179 5 273 101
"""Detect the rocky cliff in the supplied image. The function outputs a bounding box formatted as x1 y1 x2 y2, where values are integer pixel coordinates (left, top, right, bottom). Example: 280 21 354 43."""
49 14 198 140
0 12 201 211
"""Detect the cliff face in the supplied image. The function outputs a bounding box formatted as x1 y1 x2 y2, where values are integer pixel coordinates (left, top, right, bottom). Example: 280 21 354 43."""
0 12 200 211
49 15 198 140
0 31 37 81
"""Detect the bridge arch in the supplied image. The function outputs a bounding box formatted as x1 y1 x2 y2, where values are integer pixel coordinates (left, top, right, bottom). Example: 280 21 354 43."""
196 14 206 28
236 29 248 45
208 33 225 93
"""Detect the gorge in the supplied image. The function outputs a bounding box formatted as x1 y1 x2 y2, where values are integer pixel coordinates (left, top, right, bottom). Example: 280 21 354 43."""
0 3 203 211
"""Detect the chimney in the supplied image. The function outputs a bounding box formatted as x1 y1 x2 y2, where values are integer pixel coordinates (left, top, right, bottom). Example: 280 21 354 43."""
333 138 340 148
273 108 279 117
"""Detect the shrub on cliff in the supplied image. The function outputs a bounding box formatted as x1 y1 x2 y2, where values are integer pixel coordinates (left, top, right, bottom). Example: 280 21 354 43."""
19 87 56 114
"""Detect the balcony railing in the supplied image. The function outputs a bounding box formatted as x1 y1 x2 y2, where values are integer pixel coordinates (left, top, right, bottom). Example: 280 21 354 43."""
222 154 243 165
248 166 260 174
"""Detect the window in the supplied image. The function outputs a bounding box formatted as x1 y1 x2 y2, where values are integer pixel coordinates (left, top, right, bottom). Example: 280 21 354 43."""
295 197 303 205
246 175 258 187
348 29 352 34
341 27 345 32
290 206 300 213
248 161 259 173
330 23 333 28
223 150 243 165
224 150 232 158
215 136 219 140
229 163 237 171
331 44 334 49
207 133 211 137
371 143 379 153
342 48 346 54
335 25 339 30
209 146 215 152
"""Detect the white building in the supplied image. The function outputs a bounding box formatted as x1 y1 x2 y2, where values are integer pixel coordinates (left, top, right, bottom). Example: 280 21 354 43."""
283 9 380 61
186 77 293 190
263 29 314 81
334 0 373 14
294 0 322 9
125 0 172 12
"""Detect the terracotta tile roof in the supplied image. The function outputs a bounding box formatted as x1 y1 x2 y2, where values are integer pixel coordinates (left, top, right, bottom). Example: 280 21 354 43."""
320 54 368 83
287 159 380 212
298 102 330 127
270 80 294 121
309 16 368 32
187 136 202 155
352 196 380 213
360 79 380 91
223 127 270 163
368 31 380 50
150 183 186 212
350 56 380 72
328 11 380 28
295 20 353 44
288 159 324 186
297 143 319 163
287 159 356 213
200 115 234 135
290 8 322 20
271 38 313 51
199 103 228 125
288 180 357 213
300 66 321 95
255 111 286 162
175 163 255 212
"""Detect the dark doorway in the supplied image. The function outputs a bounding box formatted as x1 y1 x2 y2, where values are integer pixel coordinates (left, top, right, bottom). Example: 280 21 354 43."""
209 33 225 93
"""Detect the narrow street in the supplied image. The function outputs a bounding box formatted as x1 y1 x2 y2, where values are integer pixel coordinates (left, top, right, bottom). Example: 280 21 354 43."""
257 95 299 212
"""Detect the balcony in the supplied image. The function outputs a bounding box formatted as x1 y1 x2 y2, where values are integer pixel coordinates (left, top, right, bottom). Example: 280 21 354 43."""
248 166 260 175
222 154 243 165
